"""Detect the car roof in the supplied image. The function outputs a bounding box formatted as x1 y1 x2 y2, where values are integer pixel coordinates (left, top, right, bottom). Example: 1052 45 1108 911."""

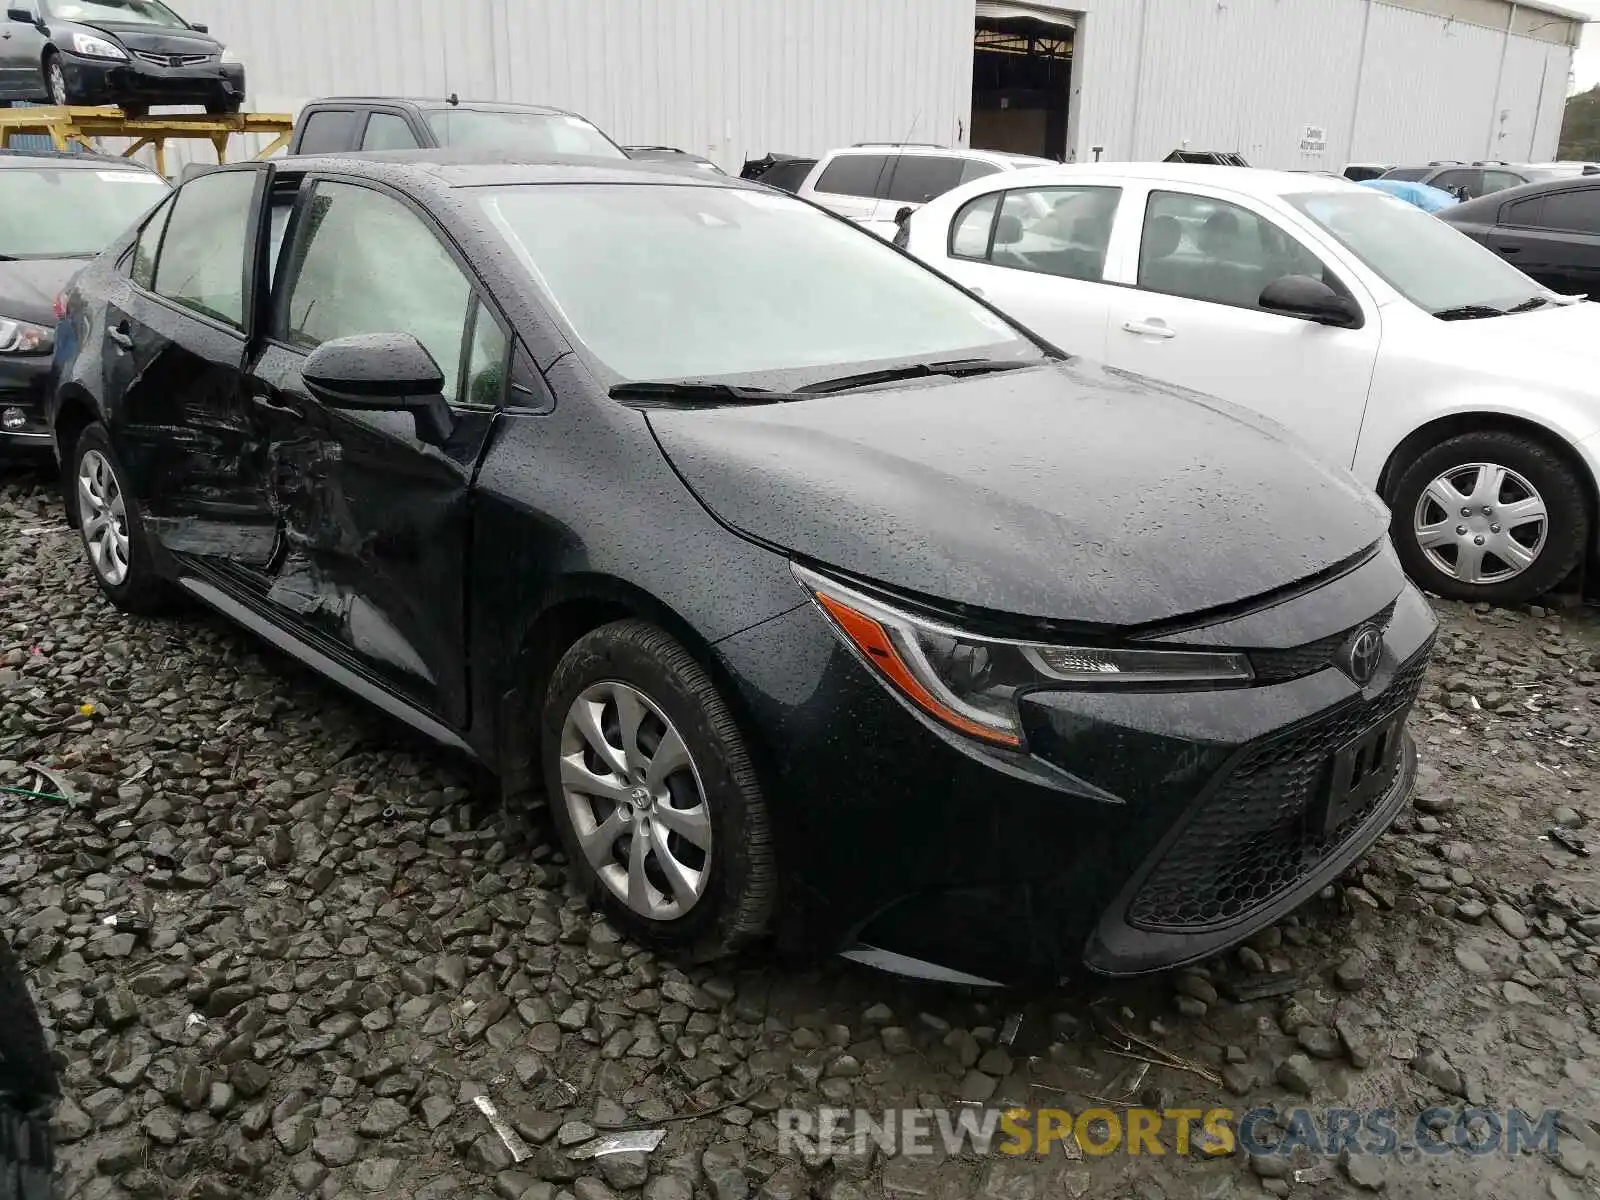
962 161 1358 196
0 149 155 171
1448 172 1600 215
827 144 1052 166
275 148 755 191
307 97 585 118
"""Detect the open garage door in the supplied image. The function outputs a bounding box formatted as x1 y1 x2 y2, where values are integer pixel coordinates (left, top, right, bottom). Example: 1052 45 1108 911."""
971 2 1076 161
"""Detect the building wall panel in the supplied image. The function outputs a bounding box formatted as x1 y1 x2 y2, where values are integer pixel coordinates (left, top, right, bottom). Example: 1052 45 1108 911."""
155 0 972 175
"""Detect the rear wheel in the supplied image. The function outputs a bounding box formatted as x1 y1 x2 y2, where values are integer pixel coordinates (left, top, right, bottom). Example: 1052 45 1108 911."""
70 423 169 613
1389 430 1588 604
540 620 774 960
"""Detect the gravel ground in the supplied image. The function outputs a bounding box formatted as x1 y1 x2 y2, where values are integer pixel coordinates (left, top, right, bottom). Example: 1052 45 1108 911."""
3 465 1600 1200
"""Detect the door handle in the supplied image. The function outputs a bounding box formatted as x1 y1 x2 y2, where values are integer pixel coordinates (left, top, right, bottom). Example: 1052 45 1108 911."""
1122 319 1176 339
250 392 302 418
1495 245 1521 255
107 325 133 351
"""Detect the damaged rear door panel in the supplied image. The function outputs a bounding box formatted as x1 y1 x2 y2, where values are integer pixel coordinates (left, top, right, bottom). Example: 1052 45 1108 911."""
240 176 509 727
107 164 279 569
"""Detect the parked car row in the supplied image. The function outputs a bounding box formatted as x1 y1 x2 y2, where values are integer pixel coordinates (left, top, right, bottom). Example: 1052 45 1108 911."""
31 148 1443 988
1 109 1591 987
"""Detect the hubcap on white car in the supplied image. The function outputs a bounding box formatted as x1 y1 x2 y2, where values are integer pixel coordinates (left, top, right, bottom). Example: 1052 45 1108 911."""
1412 461 1547 586
77 450 131 587
559 681 712 921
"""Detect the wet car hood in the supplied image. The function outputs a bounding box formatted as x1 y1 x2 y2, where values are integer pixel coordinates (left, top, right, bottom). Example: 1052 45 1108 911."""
647 359 1390 627
0 257 84 327
67 19 220 53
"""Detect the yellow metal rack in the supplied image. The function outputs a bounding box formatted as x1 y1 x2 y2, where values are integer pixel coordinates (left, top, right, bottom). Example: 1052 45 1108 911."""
0 106 292 177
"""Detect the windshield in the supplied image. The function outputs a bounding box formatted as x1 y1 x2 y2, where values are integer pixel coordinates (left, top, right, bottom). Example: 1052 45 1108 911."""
478 183 1042 385
425 110 626 159
43 0 189 27
1286 189 1544 316
0 167 170 258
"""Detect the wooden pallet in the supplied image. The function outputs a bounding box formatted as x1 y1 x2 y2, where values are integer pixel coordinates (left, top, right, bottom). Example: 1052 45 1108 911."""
0 106 292 175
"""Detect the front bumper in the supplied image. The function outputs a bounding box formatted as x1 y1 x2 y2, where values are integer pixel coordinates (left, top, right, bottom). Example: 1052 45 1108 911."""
714 543 1438 984
60 51 245 107
0 353 54 452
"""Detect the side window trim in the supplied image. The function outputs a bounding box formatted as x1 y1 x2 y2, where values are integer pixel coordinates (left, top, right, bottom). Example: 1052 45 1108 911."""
124 192 176 285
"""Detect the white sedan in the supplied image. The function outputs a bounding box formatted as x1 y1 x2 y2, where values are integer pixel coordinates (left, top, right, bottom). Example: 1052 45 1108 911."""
901 162 1600 606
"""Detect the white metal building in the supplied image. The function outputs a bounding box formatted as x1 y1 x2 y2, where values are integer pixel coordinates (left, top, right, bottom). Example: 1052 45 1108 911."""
166 0 1586 172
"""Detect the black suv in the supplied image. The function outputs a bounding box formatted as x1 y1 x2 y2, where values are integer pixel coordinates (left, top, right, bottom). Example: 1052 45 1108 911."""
287 96 626 160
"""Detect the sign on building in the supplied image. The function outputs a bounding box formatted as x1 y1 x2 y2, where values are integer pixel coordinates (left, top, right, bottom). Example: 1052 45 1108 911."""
1298 124 1328 154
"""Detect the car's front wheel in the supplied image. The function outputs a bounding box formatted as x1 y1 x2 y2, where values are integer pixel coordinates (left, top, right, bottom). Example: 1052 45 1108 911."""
540 619 774 960
43 52 69 105
70 423 169 613
1390 430 1589 604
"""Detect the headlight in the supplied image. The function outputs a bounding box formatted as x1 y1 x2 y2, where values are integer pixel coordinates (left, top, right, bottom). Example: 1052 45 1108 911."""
0 317 54 355
71 32 128 60
794 564 1253 748
219 47 239 63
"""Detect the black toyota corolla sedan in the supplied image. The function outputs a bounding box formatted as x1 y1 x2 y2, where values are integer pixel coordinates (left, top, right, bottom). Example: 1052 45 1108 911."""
47 151 1437 986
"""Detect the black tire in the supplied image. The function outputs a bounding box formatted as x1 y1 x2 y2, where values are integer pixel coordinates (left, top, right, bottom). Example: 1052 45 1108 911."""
205 99 242 115
120 103 149 119
69 423 170 614
0 933 58 1200
42 52 68 106
540 620 774 960
1389 430 1588 604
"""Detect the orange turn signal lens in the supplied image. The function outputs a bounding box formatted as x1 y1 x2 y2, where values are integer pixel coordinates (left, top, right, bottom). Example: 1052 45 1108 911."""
810 590 1024 749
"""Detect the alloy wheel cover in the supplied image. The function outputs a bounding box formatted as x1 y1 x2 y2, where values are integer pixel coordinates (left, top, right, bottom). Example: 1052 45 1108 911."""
558 680 713 921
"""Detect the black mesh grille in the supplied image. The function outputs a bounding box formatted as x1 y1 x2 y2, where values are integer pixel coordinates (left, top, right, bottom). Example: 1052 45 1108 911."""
1127 644 1431 933
1248 602 1397 684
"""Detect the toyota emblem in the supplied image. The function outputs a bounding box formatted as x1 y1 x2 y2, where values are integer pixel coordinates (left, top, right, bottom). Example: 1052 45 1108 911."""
1344 626 1383 686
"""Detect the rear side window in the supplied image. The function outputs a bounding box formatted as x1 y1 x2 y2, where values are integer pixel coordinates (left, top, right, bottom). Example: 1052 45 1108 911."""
758 160 814 193
361 113 419 151
1503 196 1544 227
1382 167 1429 182
1429 169 1481 197
991 186 1121 282
296 109 359 154
281 181 472 404
130 194 174 290
1482 170 1526 195
880 155 966 204
152 169 259 329
812 154 891 198
1534 189 1600 234
960 159 1002 184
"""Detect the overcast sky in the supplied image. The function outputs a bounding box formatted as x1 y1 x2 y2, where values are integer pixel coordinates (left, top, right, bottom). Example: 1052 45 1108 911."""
1577 27 1600 90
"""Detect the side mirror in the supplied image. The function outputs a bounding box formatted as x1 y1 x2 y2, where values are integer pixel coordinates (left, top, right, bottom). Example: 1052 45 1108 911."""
1258 275 1361 328
894 205 914 226
303 333 455 445
993 213 1024 246
7 8 37 23
189 21 208 31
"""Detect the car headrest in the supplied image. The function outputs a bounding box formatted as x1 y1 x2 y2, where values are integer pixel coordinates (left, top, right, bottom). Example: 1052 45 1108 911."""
1144 215 1182 259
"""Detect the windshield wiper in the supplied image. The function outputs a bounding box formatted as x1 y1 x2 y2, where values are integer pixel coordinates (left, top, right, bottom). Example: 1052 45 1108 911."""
796 358 1037 395
1431 304 1508 321
1504 296 1553 314
608 380 789 406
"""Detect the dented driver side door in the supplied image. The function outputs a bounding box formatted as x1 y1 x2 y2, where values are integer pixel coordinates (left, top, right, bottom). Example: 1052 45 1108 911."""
242 176 504 726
